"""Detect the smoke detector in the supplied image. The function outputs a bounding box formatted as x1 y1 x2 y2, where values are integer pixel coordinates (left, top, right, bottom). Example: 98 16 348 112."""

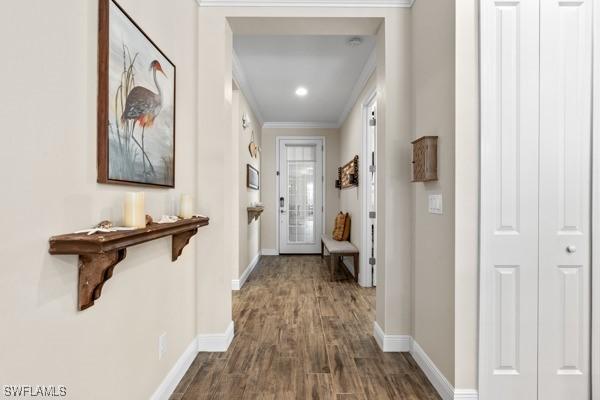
347 37 363 47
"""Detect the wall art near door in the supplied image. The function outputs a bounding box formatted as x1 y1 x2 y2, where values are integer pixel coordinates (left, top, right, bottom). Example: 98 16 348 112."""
97 0 176 187
338 155 359 189
247 164 260 190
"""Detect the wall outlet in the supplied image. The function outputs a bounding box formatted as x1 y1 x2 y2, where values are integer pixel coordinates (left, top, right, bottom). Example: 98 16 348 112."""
158 333 167 360
428 194 443 215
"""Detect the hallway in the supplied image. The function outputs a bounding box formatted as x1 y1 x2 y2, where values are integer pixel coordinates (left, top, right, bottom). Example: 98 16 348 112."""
171 256 439 399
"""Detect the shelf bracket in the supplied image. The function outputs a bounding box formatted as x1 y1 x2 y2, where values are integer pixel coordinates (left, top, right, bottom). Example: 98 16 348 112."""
78 249 127 311
172 228 198 261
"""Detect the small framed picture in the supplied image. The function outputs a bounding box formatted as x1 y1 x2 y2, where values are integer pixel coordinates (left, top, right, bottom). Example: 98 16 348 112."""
247 164 260 190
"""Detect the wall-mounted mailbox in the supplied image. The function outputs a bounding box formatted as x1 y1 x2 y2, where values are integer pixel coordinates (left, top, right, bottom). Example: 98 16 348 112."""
411 136 438 182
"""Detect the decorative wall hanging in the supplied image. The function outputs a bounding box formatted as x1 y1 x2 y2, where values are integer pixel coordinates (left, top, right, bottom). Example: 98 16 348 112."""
97 0 176 188
338 155 359 189
411 136 438 182
248 130 259 158
241 113 250 129
247 164 260 190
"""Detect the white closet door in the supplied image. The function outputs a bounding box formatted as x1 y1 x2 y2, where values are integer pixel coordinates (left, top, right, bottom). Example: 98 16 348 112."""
539 1 592 399
593 1 600 398
480 1 540 399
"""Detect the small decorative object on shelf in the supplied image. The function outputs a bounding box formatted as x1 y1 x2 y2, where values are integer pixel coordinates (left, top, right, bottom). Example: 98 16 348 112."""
124 192 145 228
75 220 136 236
179 194 194 219
411 136 438 182
48 216 209 311
247 204 265 223
338 155 359 189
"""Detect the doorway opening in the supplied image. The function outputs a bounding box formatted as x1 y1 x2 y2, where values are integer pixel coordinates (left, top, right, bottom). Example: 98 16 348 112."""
276 137 325 254
361 91 377 287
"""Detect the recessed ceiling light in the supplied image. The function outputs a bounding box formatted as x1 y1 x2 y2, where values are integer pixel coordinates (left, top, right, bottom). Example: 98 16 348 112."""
348 37 363 47
295 87 308 97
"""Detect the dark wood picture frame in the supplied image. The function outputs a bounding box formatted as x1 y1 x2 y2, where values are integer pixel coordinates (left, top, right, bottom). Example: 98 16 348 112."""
247 164 260 190
97 0 177 188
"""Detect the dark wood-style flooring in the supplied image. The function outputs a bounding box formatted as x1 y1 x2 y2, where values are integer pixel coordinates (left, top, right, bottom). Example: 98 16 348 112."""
170 255 440 399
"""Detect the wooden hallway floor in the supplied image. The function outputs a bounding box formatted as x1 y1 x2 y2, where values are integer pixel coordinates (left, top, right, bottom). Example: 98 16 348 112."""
170 255 440 400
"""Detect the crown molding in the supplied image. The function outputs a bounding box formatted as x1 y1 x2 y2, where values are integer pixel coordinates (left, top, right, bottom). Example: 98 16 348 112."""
262 121 339 129
232 51 265 126
336 47 376 128
196 0 415 7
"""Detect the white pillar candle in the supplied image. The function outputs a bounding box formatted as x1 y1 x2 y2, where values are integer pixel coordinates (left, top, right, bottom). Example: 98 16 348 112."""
179 194 194 219
123 192 145 228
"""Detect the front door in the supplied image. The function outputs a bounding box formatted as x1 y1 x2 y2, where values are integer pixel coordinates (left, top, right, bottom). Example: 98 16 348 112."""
278 138 324 254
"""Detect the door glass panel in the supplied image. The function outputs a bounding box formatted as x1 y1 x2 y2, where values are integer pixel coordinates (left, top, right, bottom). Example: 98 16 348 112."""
286 145 316 244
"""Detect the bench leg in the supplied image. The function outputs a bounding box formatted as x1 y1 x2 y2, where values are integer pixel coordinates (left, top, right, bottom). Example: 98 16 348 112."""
321 240 324 258
329 253 336 281
353 253 359 283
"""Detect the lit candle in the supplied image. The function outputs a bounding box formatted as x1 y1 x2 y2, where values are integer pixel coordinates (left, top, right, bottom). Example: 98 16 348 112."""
179 194 194 219
124 192 145 228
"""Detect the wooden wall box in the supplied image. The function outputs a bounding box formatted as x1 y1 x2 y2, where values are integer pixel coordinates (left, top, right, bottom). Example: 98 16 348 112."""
411 136 438 182
48 216 209 310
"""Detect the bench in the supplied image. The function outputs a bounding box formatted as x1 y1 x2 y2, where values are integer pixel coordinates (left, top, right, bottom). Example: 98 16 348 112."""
321 234 359 282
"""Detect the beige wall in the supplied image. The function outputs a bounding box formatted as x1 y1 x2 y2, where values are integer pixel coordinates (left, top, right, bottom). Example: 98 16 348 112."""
454 0 479 390
236 89 262 276
260 128 340 252
411 0 456 385
0 0 201 399
338 73 377 279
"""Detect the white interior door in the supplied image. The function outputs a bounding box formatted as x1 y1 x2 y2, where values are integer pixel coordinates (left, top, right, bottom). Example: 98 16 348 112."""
481 1 593 399
480 1 540 398
538 1 592 398
278 138 323 254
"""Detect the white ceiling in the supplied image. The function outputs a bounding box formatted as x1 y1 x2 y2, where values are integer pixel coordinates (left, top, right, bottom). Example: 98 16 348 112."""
233 35 376 127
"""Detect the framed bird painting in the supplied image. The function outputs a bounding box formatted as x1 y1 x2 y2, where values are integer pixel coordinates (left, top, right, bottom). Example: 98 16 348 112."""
97 0 176 187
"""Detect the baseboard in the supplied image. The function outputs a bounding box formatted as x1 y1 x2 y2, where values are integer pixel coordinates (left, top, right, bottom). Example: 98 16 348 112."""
149 336 199 400
260 248 279 256
372 321 411 352
232 253 260 290
197 321 235 352
410 339 479 400
453 389 479 399
371 325 478 400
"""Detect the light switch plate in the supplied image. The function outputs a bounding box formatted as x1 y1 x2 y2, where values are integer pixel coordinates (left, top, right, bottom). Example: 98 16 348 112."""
428 194 443 215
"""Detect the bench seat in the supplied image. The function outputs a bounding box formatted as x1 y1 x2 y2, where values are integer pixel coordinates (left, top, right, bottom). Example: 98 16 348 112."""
321 234 359 282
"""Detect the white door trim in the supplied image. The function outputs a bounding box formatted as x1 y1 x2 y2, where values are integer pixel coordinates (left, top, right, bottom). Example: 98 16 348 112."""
275 136 326 254
593 1 600 397
361 90 377 287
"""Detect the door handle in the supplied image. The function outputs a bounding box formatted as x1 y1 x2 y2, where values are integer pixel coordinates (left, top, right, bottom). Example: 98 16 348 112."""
566 245 576 254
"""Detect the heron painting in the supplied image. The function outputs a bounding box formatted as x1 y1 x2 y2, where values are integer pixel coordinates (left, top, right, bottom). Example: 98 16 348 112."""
97 0 176 187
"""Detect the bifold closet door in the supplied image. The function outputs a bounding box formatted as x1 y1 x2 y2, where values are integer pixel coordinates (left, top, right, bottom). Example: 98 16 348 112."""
538 1 592 399
480 1 540 399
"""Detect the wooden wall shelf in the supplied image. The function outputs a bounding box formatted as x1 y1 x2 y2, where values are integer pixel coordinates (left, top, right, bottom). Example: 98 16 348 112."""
247 206 264 223
48 216 209 310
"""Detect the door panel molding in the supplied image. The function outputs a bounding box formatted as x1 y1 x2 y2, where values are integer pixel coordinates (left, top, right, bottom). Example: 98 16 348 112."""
538 0 592 397
480 0 540 398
